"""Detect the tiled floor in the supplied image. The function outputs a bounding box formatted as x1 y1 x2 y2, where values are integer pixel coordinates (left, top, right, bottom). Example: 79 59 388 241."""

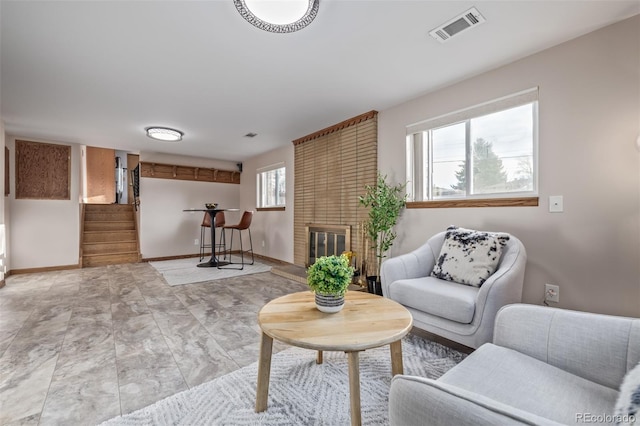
0 262 308 425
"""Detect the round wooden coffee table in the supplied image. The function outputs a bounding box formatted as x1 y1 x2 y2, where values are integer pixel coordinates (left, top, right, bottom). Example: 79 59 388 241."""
255 291 413 426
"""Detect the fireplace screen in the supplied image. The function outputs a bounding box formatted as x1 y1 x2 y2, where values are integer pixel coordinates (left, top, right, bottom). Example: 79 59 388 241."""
306 224 351 267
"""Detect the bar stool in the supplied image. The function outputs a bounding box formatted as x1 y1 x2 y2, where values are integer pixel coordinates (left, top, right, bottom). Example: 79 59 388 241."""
220 211 254 269
199 211 226 261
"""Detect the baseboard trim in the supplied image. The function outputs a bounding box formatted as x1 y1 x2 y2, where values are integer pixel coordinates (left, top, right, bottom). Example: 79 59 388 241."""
254 253 290 265
5 256 294 276
9 263 81 275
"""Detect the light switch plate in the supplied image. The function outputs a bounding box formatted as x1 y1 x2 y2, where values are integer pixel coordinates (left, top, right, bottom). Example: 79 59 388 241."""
549 195 563 213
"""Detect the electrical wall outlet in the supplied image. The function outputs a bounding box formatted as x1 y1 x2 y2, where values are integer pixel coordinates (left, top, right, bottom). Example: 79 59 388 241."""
549 195 564 213
194 239 199 246
545 284 559 303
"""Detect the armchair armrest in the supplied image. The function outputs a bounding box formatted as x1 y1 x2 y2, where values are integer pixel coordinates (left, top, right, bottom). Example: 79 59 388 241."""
381 238 440 287
389 375 562 426
494 304 640 389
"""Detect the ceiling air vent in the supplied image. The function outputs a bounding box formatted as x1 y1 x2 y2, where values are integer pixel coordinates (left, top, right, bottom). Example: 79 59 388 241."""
429 7 486 43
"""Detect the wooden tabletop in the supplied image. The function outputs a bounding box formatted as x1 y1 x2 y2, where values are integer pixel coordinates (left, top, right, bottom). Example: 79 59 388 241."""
258 291 413 352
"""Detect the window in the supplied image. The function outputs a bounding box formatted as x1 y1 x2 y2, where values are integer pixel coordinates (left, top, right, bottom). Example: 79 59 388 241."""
406 88 538 204
257 164 286 209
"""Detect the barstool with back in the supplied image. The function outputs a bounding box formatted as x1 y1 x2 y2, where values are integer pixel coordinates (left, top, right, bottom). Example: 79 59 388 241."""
220 210 254 269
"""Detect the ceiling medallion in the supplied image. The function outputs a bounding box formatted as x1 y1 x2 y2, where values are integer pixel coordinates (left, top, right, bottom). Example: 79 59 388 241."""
145 127 184 142
234 0 319 33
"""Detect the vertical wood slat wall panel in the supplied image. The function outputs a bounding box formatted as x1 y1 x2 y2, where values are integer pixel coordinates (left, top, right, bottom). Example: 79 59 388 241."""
293 112 377 274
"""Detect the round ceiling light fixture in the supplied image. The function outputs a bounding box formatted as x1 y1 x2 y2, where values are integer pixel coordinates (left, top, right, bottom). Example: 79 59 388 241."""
234 0 319 33
145 127 184 142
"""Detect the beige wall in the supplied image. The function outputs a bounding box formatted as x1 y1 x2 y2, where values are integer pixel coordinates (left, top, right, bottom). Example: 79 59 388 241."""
138 152 241 259
379 15 640 317
239 145 295 263
5 136 81 270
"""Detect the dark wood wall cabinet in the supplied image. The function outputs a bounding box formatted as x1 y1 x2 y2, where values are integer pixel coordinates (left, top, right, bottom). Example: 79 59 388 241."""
139 162 241 184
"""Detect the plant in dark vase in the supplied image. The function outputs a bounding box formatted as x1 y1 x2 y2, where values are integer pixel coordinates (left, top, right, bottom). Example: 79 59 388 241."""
307 254 354 313
359 173 407 296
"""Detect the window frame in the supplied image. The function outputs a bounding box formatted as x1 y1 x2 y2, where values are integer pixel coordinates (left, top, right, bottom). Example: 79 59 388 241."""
256 163 286 211
406 88 539 208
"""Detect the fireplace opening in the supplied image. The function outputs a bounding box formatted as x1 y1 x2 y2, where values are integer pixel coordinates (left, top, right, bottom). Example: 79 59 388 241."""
305 224 351 267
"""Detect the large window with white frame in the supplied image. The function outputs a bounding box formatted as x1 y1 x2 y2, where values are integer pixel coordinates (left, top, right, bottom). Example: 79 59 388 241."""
406 88 538 203
257 163 286 209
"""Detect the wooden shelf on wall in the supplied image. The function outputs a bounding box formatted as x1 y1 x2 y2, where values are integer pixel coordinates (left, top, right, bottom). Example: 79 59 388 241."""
139 162 241 184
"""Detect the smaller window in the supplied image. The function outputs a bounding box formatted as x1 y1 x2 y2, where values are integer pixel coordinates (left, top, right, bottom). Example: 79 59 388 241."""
257 164 286 208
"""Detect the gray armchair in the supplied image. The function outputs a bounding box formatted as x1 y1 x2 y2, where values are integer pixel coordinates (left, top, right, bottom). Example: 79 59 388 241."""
381 230 526 349
389 304 640 425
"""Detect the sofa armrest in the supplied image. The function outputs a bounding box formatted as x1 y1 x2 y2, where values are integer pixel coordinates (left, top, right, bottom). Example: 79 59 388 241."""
389 375 562 426
381 240 437 287
494 304 640 389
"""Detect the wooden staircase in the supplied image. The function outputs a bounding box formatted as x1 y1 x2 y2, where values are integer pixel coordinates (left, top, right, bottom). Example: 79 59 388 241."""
81 204 140 267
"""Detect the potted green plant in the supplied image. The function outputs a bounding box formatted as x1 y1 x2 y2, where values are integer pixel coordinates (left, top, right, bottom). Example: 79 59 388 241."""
307 254 354 313
359 173 407 295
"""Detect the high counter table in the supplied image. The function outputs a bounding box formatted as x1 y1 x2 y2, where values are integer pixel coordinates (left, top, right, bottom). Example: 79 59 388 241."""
182 208 239 268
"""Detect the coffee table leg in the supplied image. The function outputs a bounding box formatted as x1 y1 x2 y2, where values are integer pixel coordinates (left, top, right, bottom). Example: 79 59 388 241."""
347 351 362 426
390 340 404 376
316 350 323 364
255 332 273 412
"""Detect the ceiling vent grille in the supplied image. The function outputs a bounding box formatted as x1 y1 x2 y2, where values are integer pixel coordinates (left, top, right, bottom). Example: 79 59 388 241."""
429 7 486 43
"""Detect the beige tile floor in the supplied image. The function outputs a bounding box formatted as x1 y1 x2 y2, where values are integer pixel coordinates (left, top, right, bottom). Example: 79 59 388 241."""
0 262 308 425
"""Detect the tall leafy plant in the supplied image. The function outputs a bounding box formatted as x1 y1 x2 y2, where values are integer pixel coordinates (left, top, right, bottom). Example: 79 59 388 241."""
358 173 407 280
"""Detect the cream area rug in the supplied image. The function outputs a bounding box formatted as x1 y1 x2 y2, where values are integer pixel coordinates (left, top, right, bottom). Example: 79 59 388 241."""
101 334 466 425
149 257 272 286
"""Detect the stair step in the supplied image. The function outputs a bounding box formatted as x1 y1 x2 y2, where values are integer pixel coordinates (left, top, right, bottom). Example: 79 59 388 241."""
82 241 138 255
84 230 137 243
84 203 134 212
84 211 134 222
82 251 140 267
84 221 135 231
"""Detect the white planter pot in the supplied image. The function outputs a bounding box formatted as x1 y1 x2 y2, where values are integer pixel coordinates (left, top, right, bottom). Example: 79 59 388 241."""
314 293 345 313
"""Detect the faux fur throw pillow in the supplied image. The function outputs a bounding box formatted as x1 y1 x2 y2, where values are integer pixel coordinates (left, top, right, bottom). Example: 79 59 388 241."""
431 226 510 287
615 361 640 425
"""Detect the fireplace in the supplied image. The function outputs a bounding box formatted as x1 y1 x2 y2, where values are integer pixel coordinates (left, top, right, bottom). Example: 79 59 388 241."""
305 224 351 267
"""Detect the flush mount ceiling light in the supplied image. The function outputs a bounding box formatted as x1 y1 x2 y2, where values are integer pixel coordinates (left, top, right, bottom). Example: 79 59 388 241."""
145 127 184 142
234 0 319 33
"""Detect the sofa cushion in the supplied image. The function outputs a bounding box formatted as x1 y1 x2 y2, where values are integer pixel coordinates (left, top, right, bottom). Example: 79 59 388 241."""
385 276 477 324
439 343 619 425
614 361 640 424
431 226 509 287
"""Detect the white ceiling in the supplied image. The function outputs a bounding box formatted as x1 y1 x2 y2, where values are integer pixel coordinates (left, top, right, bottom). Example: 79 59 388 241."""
1 1 638 162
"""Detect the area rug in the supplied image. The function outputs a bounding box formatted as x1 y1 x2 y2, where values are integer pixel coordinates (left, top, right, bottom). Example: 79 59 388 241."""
101 334 466 425
149 257 272 286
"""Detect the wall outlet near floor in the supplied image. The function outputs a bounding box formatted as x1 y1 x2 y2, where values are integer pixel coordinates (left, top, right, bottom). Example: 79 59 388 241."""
545 284 560 303
194 239 199 245
261 240 265 248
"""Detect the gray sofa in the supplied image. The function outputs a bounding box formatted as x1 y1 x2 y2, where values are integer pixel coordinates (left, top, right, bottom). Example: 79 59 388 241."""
389 304 640 425
381 230 526 349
